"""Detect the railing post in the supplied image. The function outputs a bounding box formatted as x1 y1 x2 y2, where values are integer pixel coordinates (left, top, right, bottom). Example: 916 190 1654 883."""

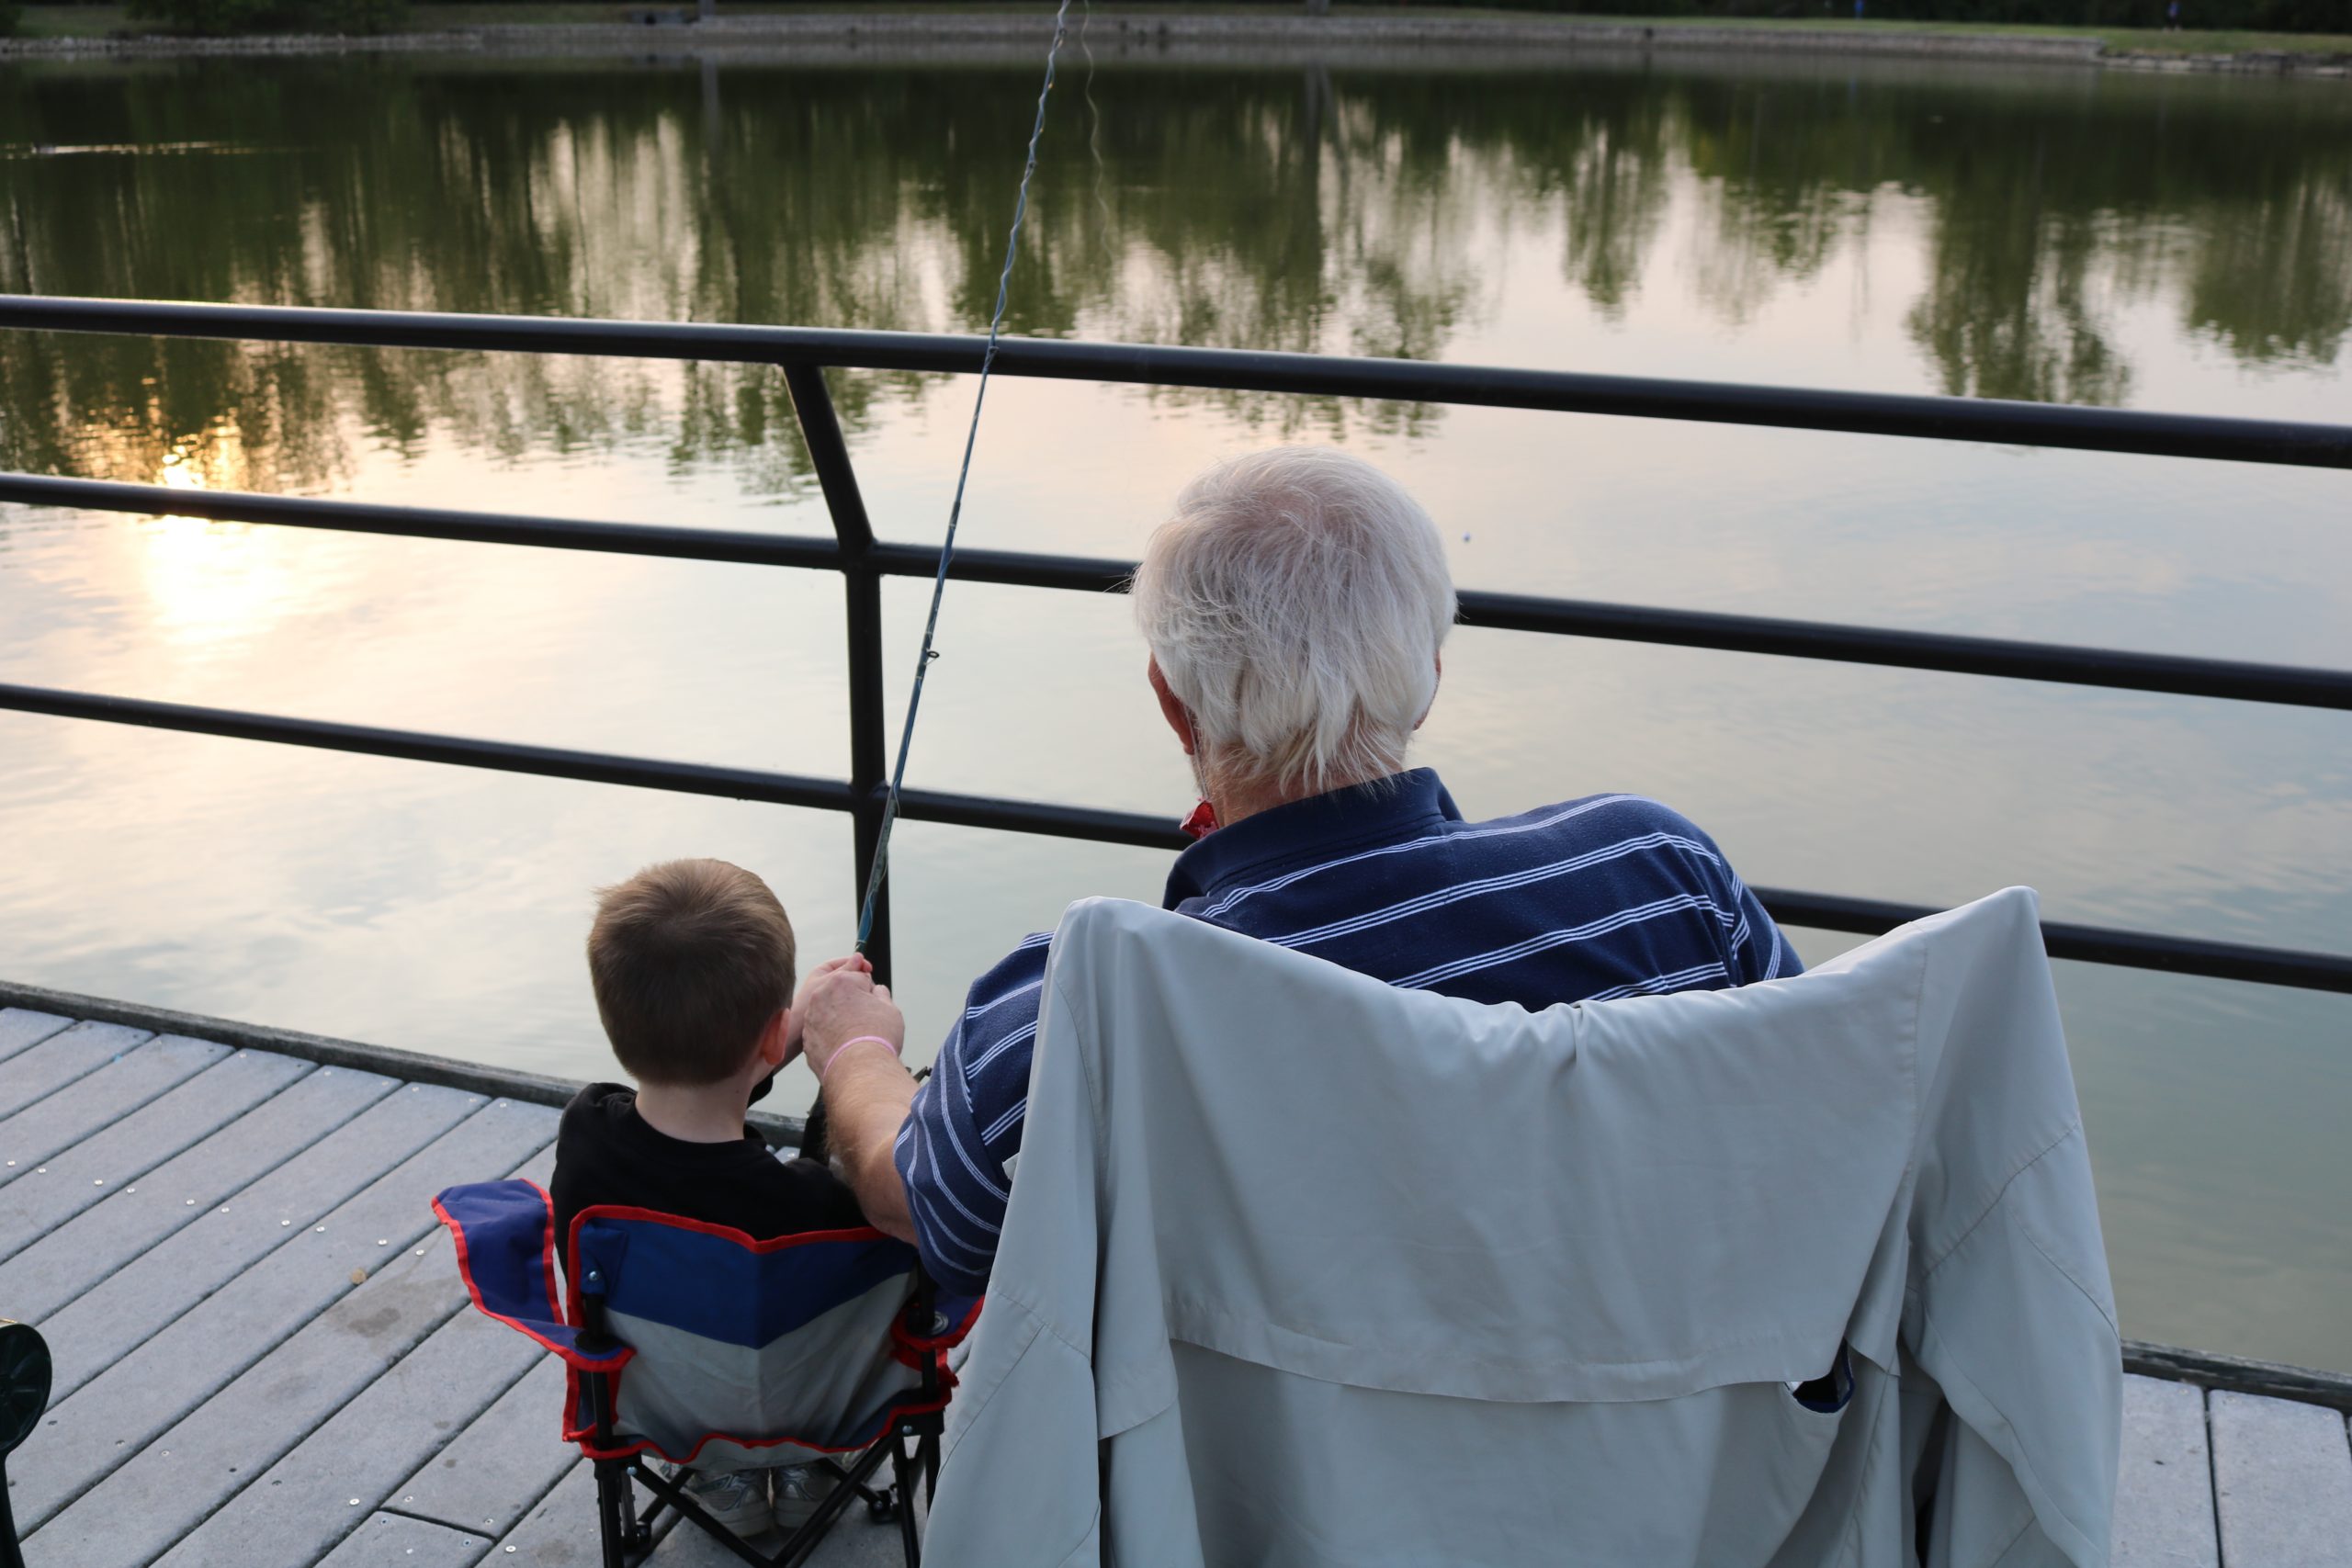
783 364 893 987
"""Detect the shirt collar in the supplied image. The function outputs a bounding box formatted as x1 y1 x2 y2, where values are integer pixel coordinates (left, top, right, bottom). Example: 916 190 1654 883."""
1162 768 1460 909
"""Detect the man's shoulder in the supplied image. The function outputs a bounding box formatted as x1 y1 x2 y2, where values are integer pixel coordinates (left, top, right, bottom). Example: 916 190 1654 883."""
1466 792 1713 850
933 931 1056 1088
960 931 1057 1013
1453 794 1744 903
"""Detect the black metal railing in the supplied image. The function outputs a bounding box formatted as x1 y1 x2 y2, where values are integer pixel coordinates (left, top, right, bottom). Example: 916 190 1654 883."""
1 294 2347 998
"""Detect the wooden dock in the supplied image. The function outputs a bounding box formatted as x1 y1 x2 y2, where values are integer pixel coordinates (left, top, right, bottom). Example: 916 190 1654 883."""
5 992 2350 1567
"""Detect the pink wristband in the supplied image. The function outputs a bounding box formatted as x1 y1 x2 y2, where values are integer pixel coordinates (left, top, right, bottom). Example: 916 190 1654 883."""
820 1034 903 1082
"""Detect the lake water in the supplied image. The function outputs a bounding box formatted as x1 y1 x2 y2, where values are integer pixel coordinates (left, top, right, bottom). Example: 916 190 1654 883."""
0 42 2346 1370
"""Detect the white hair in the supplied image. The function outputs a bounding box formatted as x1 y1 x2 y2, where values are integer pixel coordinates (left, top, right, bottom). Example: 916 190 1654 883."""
1132 446 1457 799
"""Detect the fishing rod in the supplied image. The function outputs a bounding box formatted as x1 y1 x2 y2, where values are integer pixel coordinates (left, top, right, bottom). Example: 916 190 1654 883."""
854 0 1076 955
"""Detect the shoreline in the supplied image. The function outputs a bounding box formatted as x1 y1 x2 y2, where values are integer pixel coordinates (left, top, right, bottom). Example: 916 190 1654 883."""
5 10 2347 75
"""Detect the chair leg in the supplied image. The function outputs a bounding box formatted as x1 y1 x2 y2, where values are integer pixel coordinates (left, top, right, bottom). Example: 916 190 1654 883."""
594 1459 636 1568
2 1459 25 1568
890 1431 921 1566
774 1443 895 1568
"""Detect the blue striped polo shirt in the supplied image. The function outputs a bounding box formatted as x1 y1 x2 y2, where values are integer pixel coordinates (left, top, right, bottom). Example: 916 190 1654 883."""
893 768 1800 1296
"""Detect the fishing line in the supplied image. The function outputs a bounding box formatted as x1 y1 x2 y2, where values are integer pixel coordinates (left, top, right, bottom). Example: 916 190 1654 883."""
1080 0 1114 250
854 0 1074 956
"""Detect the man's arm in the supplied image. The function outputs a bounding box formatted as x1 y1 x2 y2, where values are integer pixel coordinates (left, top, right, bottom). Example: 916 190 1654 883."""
820 1048 917 1242
797 968 919 1244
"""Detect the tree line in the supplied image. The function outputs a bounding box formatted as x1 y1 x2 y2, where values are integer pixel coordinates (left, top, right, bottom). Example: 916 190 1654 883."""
4 51 2346 491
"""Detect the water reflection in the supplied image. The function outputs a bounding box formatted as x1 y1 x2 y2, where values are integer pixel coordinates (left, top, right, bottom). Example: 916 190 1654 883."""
0 49 2347 1372
3 54 2348 493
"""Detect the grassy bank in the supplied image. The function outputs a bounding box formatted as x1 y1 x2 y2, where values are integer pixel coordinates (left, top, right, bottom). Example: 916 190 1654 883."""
12 3 2352 56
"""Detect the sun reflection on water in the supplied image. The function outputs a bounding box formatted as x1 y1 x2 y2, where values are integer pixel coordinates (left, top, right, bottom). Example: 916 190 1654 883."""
135 429 288 649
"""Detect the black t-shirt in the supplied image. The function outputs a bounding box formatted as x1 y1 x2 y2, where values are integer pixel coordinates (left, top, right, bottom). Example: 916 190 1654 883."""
549 1083 868 1269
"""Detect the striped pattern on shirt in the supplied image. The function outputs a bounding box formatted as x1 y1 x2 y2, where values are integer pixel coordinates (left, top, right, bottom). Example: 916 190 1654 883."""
894 769 1799 1296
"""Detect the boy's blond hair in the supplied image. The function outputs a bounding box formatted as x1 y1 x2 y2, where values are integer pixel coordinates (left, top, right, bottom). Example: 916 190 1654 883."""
587 859 797 1087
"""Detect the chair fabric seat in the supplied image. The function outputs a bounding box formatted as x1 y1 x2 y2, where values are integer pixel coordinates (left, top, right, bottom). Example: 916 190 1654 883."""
924 888 2121 1567
434 1181 977 1468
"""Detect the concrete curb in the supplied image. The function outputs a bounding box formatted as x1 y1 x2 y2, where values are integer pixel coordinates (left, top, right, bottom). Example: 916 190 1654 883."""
0 974 811 1142
2 12 2345 75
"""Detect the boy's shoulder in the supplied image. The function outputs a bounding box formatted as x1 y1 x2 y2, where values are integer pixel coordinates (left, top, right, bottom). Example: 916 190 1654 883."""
552 1081 865 1240
563 1079 639 1116
556 1080 643 1146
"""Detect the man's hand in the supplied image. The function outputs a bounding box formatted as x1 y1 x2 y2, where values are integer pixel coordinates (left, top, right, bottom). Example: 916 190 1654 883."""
790 956 921 1246
798 964 906 1081
785 953 872 1066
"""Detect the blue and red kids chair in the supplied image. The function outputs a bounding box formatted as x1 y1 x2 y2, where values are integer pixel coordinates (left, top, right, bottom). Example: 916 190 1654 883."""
433 1180 978 1568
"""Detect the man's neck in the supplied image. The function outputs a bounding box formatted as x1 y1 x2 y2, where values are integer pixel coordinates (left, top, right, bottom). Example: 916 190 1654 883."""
1209 767 1391 829
631 1079 752 1145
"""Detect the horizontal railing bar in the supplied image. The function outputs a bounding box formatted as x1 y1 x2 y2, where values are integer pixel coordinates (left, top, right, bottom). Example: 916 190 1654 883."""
888 792 2352 993
9 473 2349 711
5 680 2346 993
0 472 845 570
0 682 855 812
1447 591 2352 710
5 295 2349 469
1751 890 2352 995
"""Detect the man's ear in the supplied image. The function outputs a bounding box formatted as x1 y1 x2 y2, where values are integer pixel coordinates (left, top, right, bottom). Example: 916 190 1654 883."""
1148 657 1198 754
1414 653 1442 732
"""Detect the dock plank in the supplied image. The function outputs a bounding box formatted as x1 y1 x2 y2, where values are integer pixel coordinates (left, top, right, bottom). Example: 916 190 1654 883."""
0 1061 396 1317
656 1487 920 1568
628 1461 918 1568
153 1239 548 1568
0 1033 229 1185
396 1354 917 1566
0 1021 151 1122
493 1461 680 1567
26 1081 482 1396
0 1007 71 1063
0 1047 309 1259
8 998 2340 1568
25 1135 559 1568
2211 1390 2352 1567
395 1352 577 1539
13 1098 553 1533
317 1513 493 1568
2115 1373 2220 1568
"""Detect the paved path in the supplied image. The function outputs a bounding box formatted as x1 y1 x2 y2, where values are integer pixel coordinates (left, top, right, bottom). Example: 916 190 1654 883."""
6 1000 2349 1564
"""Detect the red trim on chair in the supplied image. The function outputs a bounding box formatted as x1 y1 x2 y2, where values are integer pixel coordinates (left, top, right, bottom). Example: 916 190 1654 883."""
568 1203 892 1256
563 1390 956 1465
896 1295 985 1357
560 1203 899 1328
553 1202 956 1465
433 1190 629 1373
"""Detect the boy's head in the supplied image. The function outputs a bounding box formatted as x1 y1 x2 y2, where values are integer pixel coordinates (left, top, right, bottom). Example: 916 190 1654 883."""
587 859 797 1087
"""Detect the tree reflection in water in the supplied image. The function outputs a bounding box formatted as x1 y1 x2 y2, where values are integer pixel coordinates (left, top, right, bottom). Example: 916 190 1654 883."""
0 51 2346 494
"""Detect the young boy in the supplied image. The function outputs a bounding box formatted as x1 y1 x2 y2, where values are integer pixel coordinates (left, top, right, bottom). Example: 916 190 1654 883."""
552 857 866 1538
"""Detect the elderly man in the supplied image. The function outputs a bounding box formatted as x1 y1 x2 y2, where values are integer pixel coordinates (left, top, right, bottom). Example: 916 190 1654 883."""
797 446 1798 1295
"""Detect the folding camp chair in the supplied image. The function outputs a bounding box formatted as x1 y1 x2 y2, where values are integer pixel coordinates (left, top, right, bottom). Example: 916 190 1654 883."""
1 1318 51 1568
434 1180 978 1568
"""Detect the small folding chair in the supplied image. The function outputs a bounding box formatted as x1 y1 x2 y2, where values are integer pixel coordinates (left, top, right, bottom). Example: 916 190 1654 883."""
434 1180 978 1568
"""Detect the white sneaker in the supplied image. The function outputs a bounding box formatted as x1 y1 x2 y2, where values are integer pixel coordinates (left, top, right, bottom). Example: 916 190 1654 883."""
771 1461 842 1531
671 1463 770 1534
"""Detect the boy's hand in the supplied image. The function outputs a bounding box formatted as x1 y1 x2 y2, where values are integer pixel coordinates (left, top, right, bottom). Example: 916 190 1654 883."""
798 964 906 1081
784 954 874 1066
